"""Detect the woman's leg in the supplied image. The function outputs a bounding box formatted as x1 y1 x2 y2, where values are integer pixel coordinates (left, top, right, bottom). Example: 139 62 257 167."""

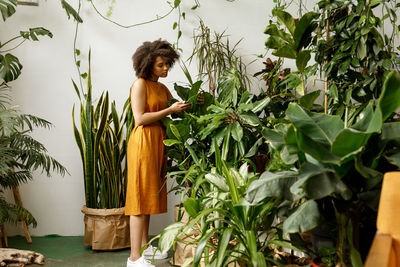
129 215 146 261
141 215 150 247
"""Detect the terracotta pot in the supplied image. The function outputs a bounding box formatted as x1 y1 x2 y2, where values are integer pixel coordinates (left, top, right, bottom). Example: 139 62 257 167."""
81 205 130 250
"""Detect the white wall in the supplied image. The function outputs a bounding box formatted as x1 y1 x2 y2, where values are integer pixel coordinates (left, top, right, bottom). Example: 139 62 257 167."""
2 0 273 236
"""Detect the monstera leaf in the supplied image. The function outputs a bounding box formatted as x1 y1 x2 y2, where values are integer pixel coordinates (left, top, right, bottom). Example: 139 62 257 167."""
20 27 53 41
0 0 17 21
0 54 22 83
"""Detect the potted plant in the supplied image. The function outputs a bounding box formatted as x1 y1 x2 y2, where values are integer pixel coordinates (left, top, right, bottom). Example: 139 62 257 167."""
72 51 134 250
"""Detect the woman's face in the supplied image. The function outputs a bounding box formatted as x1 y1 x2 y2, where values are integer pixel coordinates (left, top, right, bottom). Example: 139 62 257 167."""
151 56 170 79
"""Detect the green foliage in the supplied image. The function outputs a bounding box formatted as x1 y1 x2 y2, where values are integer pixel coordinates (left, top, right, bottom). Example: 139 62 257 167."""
251 71 400 264
0 0 17 21
72 52 133 209
61 0 83 23
0 89 67 226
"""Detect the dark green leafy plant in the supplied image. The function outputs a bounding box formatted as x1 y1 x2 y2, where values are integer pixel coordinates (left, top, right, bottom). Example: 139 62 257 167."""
249 71 400 266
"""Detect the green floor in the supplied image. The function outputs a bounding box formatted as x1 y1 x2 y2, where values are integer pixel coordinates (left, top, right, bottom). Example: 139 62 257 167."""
7 235 174 267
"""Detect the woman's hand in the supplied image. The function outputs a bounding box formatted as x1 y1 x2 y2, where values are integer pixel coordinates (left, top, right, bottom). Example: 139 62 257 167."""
170 101 191 113
197 91 205 105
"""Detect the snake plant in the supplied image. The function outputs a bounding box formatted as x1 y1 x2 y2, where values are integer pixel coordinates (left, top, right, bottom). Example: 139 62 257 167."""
72 51 133 209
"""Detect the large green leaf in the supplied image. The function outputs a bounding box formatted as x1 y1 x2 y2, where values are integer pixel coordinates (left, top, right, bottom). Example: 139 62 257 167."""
173 83 189 101
272 45 297 59
183 197 200 218
0 0 17 21
291 162 349 199
264 24 293 43
273 9 296 37
20 27 53 41
351 101 382 133
295 131 340 164
294 12 319 50
261 127 284 150
0 53 22 83
381 122 400 145
378 71 400 121
283 200 320 233
331 128 369 158
246 171 298 203
299 90 320 110
286 103 344 146
296 50 311 73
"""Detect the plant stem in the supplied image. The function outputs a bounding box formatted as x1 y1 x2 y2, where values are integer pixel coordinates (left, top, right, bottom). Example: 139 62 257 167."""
324 2 330 114
73 0 83 94
89 0 175 28
0 36 23 50
0 39 26 53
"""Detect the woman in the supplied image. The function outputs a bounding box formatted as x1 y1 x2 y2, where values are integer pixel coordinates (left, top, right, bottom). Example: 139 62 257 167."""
125 40 191 267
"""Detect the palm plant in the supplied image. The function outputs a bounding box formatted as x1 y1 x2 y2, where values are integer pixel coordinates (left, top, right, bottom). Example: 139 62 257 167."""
0 83 67 227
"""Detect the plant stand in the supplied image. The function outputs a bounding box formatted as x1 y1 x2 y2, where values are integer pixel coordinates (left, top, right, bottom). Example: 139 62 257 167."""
81 206 130 250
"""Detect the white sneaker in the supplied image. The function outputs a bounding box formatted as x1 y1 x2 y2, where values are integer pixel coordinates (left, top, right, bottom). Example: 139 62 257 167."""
142 245 168 260
126 256 155 267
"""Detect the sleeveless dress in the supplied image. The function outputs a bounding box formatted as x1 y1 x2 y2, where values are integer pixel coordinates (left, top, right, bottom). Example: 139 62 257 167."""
125 78 170 215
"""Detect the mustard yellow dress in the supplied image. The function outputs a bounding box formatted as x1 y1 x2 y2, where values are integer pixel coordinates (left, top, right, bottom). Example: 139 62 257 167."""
125 78 170 215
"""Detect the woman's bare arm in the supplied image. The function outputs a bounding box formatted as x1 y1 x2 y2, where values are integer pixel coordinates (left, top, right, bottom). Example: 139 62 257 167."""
131 79 190 126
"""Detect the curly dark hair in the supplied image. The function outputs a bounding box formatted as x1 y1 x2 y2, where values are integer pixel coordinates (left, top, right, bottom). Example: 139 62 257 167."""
132 39 179 79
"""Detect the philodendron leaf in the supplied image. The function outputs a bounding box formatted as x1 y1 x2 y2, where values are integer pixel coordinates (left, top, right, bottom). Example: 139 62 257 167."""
283 200 320 233
296 50 311 73
246 171 298 203
0 53 22 83
20 27 53 41
378 71 400 121
174 83 189 101
158 222 185 254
